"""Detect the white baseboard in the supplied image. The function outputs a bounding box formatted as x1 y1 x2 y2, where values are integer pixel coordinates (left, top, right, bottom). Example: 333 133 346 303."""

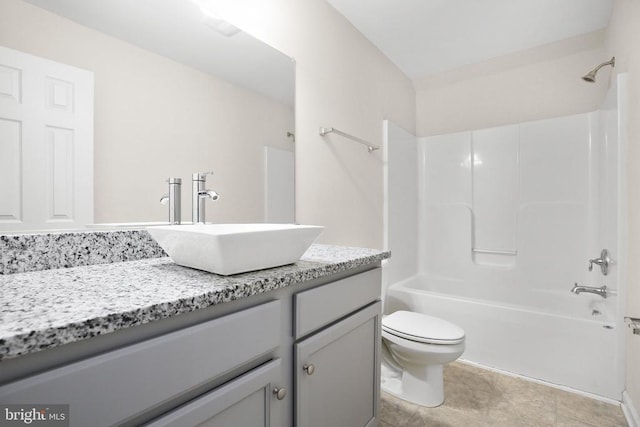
623 391 640 427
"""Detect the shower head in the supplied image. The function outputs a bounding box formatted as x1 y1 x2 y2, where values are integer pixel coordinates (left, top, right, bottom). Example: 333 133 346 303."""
582 57 615 83
582 70 597 83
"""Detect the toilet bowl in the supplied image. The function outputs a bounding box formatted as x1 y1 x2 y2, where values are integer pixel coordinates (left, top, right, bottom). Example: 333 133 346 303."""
381 310 465 407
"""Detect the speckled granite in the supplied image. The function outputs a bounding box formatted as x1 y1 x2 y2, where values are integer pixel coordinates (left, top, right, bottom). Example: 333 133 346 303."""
0 244 390 361
0 230 166 275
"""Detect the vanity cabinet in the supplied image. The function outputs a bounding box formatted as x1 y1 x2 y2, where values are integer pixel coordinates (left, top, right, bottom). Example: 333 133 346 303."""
0 266 382 427
294 268 382 427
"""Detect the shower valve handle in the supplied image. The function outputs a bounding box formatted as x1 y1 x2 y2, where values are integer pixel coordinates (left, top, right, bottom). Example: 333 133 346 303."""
588 249 611 276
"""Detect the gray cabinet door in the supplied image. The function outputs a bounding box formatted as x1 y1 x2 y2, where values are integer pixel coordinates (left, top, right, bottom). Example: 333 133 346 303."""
146 359 284 427
295 301 381 427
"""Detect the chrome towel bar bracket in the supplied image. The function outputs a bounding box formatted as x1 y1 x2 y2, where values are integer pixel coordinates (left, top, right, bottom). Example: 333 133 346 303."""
625 317 640 335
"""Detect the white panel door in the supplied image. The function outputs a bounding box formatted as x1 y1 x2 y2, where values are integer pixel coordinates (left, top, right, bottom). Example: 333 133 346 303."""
0 46 93 231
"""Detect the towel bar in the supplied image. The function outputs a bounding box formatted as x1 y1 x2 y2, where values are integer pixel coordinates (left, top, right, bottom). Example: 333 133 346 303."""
319 127 380 153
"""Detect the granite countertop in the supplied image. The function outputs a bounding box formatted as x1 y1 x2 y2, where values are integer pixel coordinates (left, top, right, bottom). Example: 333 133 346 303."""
0 244 390 362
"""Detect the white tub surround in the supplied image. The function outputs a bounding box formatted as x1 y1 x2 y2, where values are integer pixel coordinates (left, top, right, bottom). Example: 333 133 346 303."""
383 74 628 401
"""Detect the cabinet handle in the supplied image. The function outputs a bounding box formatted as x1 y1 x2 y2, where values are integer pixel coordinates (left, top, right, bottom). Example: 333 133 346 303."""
303 364 315 375
273 387 287 400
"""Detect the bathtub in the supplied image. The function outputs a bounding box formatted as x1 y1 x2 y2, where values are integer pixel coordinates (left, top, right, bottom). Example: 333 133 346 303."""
385 275 624 400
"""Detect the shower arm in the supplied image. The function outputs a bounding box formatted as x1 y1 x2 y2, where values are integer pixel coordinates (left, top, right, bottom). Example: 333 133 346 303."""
582 57 615 82
591 58 615 74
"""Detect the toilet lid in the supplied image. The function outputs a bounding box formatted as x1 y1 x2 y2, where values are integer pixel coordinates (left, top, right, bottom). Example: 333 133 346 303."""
382 311 465 344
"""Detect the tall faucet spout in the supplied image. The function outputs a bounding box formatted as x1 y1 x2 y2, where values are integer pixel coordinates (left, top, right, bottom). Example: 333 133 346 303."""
192 172 219 224
160 177 182 224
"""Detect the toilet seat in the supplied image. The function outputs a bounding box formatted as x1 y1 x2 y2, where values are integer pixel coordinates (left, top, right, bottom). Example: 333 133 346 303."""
382 311 465 345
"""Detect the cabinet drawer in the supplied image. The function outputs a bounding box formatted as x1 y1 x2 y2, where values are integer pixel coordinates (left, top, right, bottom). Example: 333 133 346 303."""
294 268 380 338
0 300 281 427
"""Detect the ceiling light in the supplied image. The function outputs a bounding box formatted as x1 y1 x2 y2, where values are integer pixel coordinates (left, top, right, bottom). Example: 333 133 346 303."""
192 0 241 37
201 12 241 37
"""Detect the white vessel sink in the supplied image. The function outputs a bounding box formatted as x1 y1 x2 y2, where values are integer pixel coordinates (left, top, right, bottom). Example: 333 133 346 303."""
146 223 324 275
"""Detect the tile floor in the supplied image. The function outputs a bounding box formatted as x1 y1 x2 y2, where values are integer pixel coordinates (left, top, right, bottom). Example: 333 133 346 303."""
380 362 628 427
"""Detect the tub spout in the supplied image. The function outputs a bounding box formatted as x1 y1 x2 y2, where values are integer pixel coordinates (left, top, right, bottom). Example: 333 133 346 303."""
571 283 608 299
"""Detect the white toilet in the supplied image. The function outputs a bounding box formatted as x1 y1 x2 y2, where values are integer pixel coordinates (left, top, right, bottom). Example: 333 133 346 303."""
381 310 465 407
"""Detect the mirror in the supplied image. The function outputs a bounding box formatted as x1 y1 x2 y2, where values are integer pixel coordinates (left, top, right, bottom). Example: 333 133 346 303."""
0 0 295 232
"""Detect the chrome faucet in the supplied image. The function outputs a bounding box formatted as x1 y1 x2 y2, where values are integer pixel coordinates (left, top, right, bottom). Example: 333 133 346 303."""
588 249 611 276
192 172 219 224
571 283 608 299
160 178 182 224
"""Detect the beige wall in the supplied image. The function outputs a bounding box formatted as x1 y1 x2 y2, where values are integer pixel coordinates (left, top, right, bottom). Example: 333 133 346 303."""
606 0 640 414
208 0 416 249
415 31 609 136
0 0 294 225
